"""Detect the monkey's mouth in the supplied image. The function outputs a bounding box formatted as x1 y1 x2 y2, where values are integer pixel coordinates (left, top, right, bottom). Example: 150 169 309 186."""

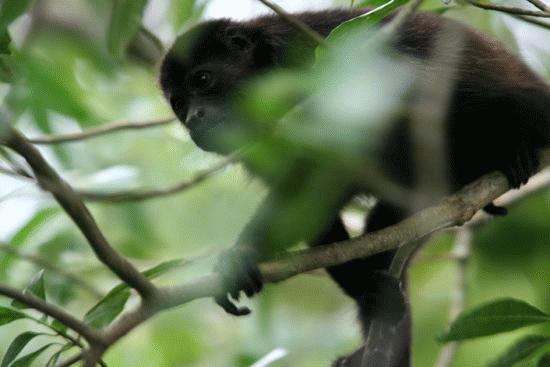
187 119 239 154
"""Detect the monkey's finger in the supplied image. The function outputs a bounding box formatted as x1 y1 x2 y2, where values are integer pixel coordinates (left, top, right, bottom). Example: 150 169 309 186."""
215 295 251 316
241 255 263 297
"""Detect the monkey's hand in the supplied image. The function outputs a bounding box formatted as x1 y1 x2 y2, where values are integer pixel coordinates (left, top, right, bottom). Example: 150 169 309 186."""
213 246 263 316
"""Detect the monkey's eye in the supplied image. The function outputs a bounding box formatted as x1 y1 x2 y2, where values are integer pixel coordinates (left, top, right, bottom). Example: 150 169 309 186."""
189 71 213 91
169 95 187 115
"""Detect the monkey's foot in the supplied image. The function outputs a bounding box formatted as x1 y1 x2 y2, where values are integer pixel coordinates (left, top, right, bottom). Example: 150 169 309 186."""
213 246 263 316
483 203 508 216
502 139 539 188
331 347 364 367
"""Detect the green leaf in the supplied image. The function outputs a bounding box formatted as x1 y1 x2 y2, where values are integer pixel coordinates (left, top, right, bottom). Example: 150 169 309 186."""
108 0 148 58
84 286 130 329
10 208 59 247
0 208 59 278
0 0 34 29
538 353 550 367
45 343 74 367
10 343 55 367
0 29 11 55
50 319 68 334
1 332 42 367
0 55 12 83
325 0 409 45
12 269 46 309
359 0 395 6
84 258 185 328
488 335 550 367
439 299 550 342
0 306 26 326
142 258 187 279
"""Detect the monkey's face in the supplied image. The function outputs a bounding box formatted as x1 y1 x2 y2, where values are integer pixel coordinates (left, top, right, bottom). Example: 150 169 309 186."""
160 20 277 154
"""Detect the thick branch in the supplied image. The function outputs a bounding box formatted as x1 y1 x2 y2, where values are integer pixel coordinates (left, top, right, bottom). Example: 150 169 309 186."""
4 128 156 298
28 117 175 145
0 284 101 344
71 149 550 365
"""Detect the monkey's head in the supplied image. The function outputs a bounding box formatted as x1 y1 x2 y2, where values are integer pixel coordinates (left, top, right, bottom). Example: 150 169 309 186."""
160 20 281 154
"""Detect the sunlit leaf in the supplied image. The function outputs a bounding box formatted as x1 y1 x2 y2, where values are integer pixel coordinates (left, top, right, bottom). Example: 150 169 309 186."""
487 335 550 367
12 269 47 310
0 306 26 326
1 332 42 367
439 299 550 342
324 0 409 46
10 343 55 367
108 0 148 57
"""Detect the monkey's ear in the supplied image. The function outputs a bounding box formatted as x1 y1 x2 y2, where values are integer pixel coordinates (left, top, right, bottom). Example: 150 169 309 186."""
225 28 253 52
250 30 280 68
224 27 279 68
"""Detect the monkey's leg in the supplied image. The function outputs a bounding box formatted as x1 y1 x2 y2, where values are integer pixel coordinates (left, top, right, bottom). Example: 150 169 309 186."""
312 202 411 367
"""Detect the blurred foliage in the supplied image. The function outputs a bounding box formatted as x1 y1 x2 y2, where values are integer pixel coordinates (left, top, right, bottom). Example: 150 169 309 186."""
0 0 549 366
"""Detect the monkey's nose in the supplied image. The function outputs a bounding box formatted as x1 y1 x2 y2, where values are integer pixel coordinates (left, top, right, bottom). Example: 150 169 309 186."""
185 107 205 127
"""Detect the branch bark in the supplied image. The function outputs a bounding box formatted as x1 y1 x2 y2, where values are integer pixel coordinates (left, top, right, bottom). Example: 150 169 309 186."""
28 117 175 145
4 128 156 299
78 157 233 203
0 283 101 344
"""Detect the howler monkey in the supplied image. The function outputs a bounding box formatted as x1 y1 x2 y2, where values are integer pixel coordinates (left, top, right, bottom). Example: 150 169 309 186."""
160 7 550 366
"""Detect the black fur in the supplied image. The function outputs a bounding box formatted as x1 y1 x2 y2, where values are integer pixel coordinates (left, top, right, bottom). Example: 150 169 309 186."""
160 8 550 366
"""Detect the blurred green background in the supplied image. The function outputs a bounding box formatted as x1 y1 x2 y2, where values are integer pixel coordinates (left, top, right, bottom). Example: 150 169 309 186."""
0 0 549 366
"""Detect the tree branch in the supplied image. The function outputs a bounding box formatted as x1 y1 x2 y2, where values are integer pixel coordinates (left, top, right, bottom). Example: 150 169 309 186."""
255 0 329 47
3 128 157 298
434 228 471 367
464 0 550 17
0 283 101 344
57 148 550 366
55 352 83 367
525 0 549 11
512 14 550 29
79 157 233 203
28 117 175 145
0 242 103 299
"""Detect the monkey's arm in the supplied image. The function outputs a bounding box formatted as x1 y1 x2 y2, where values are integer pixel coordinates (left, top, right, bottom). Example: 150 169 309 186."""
214 161 354 315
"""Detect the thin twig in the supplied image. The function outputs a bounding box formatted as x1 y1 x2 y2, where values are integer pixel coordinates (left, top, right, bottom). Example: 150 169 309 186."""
79 157 233 203
0 146 34 178
139 26 165 54
28 117 176 145
525 0 549 11
5 128 157 298
434 228 471 367
0 283 101 344
512 14 550 29
255 0 329 47
0 242 103 299
55 351 84 367
464 0 550 17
